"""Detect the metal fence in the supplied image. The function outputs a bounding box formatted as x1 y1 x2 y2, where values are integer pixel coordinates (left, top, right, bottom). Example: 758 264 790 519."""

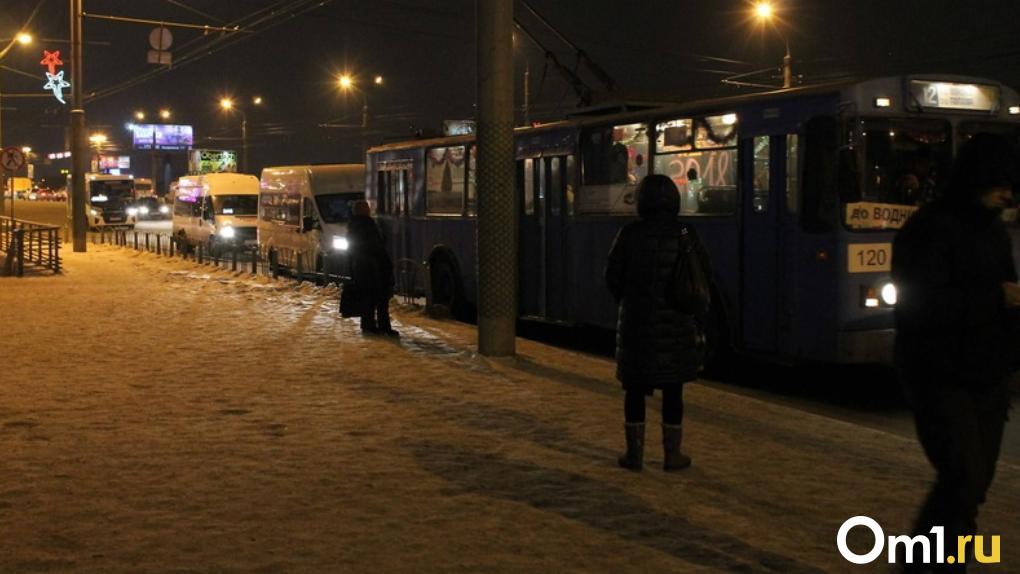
86 230 427 298
1 216 62 276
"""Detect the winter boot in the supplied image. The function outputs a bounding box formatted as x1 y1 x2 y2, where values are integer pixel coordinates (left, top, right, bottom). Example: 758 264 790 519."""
662 423 692 471
617 422 645 471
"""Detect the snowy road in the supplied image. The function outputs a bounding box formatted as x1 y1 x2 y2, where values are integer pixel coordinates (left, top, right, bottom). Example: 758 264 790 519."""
1 245 1018 573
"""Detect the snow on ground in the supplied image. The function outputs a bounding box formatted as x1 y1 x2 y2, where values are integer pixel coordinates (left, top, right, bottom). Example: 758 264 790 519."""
0 246 1017 573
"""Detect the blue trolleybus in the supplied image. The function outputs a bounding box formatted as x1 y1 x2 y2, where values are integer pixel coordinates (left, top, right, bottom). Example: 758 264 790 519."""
366 75 1020 364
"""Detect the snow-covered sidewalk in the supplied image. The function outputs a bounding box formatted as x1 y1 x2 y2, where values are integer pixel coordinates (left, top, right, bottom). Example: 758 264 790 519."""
1 246 1017 573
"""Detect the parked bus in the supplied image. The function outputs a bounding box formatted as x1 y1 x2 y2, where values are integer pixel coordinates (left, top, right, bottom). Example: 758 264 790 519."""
81 173 138 230
366 75 1020 365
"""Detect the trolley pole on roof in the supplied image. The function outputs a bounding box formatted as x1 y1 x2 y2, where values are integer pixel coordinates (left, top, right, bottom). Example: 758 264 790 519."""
476 0 516 357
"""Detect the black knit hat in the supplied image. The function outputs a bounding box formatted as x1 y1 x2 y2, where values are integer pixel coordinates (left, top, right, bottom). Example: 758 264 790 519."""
636 174 680 218
948 132 1019 198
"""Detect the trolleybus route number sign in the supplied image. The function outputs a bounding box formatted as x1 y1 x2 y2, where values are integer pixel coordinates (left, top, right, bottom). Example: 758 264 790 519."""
1 147 26 172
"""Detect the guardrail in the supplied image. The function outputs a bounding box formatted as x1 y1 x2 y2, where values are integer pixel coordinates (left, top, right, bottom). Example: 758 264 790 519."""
86 229 429 312
0 216 62 276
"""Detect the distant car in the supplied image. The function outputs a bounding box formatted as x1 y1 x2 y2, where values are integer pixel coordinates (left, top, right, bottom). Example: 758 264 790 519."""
133 196 170 220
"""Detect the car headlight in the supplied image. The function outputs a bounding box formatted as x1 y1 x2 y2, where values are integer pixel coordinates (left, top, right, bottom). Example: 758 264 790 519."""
880 283 897 305
90 208 98 216
219 226 236 239
127 207 139 216
333 236 349 251
159 205 170 214
139 206 150 215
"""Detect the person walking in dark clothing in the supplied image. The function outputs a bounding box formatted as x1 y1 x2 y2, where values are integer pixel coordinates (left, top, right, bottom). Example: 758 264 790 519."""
605 174 712 472
892 133 1020 572
348 200 397 336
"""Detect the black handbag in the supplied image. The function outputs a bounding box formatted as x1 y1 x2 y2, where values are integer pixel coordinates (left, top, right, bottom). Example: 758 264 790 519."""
671 226 711 315
339 283 362 318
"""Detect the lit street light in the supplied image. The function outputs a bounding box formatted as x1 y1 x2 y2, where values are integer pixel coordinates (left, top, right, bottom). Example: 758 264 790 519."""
753 1 794 88
0 30 32 206
219 95 262 173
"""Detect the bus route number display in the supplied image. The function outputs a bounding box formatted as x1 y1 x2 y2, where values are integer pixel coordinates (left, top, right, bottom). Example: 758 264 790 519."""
848 243 892 273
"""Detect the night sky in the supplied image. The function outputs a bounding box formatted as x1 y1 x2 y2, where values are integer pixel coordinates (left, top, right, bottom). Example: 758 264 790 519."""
3 0 1020 177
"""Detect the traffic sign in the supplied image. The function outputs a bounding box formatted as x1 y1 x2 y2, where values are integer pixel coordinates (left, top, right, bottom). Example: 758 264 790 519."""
1 147 25 172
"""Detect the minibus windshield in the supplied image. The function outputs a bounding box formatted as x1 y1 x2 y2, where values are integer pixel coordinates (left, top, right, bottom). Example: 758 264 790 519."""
315 193 363 223
214 195 258 215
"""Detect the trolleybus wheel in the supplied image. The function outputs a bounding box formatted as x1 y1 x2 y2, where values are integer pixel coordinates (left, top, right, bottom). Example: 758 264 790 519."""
429 260 464 319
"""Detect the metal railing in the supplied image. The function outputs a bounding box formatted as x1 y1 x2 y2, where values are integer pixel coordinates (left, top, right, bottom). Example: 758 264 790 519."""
85 229 428 308
1 216 62 276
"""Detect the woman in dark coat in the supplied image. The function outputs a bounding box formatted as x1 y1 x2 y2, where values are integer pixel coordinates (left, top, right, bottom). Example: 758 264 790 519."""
605 174 712 471
348 200 397 336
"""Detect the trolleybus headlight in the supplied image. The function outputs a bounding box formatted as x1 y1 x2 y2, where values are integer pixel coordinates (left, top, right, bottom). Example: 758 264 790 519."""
333 236 349 251
127 207 139 216
880 282 897 305
219 226 236 239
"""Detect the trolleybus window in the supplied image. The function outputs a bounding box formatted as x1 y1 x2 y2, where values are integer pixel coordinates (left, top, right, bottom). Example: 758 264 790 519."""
653 114 738 216
377 165 410 216
467 147 477 216
843 118 951 230
752 136 770 214
577 123 648 216
786 134 800 214
426 146 466 216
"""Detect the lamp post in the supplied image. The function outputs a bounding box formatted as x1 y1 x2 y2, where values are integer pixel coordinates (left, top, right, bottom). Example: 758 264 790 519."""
754 1 793 88
220 96 260 173
0 31 32 209
88 133 106 172
133 108 171 194
336 73 383 156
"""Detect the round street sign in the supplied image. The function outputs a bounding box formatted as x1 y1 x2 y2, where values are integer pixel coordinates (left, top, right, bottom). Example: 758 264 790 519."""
0 147 25 172
149 26 173 51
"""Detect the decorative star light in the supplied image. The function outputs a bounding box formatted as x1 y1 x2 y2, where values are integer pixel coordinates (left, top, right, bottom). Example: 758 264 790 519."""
43 71 71 104
40 50 63 75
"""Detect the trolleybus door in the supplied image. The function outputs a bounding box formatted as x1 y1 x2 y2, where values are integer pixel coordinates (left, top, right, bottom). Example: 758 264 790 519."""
518 156 570 321
740 135 784 352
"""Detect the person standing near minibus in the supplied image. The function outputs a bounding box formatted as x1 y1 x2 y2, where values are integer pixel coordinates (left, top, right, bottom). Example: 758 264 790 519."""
348 200 397 336
892 133 1020 572
605 174 712 472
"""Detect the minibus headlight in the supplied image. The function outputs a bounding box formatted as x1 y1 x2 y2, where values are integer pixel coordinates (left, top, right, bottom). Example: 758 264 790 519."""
880 282 897 305
127 207 139 216
333 236 349 251
219 226 236 239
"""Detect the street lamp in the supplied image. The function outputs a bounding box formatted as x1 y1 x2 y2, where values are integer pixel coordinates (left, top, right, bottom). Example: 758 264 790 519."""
753 1 793 88
336 73 383 129
88 133 107 172
0 30 32 206
219 96 262 174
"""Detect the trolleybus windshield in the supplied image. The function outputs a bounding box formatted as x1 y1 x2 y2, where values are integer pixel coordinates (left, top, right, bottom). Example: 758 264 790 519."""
843 118 952 230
